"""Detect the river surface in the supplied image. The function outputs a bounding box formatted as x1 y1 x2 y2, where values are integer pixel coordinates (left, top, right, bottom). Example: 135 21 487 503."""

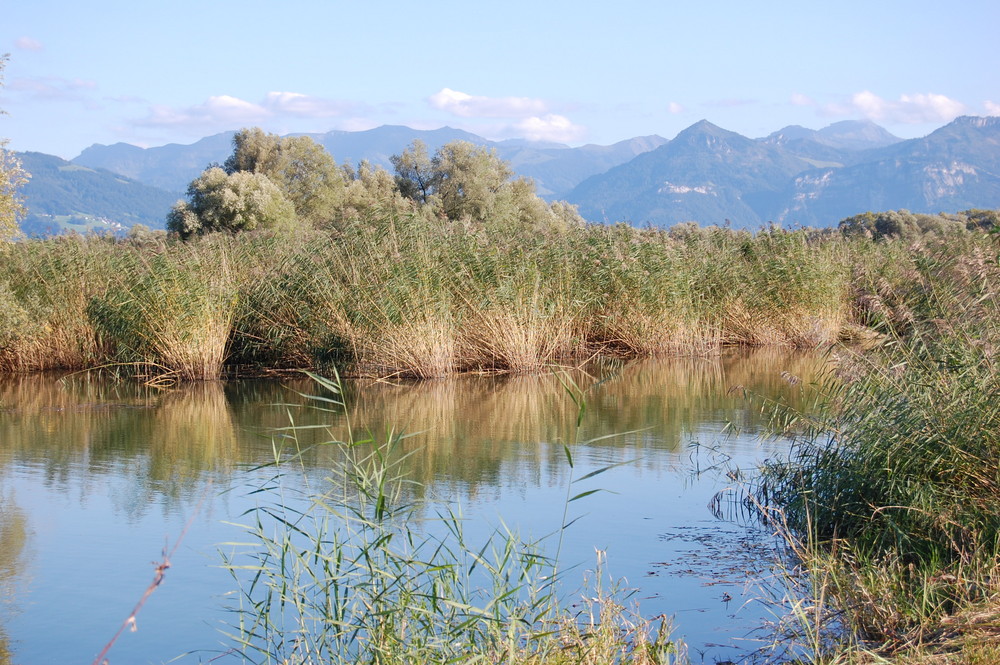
0 350 830 664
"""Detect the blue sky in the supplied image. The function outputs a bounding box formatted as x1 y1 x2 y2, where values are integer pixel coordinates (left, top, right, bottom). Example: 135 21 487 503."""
2 0 999 159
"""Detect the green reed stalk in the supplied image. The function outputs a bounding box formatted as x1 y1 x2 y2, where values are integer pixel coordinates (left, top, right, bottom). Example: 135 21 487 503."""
220 370 683 665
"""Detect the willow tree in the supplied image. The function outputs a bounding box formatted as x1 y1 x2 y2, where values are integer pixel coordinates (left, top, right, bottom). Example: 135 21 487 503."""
166 167 297 239
392 139 584 230
223 127 346 228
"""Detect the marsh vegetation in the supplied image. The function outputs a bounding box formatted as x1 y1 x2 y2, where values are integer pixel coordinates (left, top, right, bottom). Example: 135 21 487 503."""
4 217 989 383
744 229 1000 663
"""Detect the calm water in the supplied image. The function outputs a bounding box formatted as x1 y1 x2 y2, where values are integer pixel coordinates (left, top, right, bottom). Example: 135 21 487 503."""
0 350 829 664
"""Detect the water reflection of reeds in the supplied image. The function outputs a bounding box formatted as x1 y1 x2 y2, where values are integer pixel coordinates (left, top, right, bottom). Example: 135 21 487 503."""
0 376 237 512
0 494 28 665
0 350 832 505
243 349 832 489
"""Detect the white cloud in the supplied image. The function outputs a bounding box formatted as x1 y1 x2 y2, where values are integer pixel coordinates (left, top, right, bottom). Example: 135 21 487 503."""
667 101 685 114
136 92 368 131
429 88 548 118
262 91 366 118
139 95 268 128
839 90 967 124
985 100 1000 116
15 36 43 51
511 114 586 143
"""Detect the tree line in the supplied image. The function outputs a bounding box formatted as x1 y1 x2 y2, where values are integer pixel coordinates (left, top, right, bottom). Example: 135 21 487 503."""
166 128 584 239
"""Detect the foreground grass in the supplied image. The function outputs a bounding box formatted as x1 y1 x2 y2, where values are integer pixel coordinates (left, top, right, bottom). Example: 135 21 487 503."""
221 373 684 665
4 216 981 382
753 232 1000 663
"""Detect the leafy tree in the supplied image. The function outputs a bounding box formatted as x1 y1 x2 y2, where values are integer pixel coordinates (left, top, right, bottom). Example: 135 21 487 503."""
166 167 296 239
838 210 919 240
223 128 345 228
430 141 515 221
961 208 1000 232
392 140 583 230
0 54 28 240
390 139 435 204
340 160 414 221
913 212 966 236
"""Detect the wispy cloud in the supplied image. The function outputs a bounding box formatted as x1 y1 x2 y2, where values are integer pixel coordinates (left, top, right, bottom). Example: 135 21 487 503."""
262 91 368 118
853 91 965 123
667 101 685 114
429 88 548 118
8 76 98 104
426 88 586 143
135 92 370 131
14 36 43 51
790 92 815 107
985 100 1000 116
826 91 967 124
139 95 268 128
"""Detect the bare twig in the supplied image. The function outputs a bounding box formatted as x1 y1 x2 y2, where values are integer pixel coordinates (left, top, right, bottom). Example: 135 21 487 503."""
90 491 207 665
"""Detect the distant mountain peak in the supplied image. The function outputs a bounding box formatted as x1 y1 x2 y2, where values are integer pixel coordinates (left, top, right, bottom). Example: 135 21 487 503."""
762 120 900 153
671 120 748 148
765 125 816 142
678 119 728 135
816 120 900 149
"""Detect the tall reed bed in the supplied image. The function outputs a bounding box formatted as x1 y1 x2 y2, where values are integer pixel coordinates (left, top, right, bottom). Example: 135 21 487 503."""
89 237 241 380
0 220 974 381
755 233 1000 657
0 236 119 371
568 224 717 355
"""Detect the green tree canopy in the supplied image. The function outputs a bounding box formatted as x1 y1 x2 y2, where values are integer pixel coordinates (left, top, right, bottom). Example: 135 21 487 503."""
223 127 346 228
166 167 297 239
838 209 920 240
962 208 1000 232
392 140 583 230
390 139 435 204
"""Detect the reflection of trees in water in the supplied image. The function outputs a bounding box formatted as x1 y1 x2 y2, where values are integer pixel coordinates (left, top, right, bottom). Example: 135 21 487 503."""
0 493 29 665
0 349 832 508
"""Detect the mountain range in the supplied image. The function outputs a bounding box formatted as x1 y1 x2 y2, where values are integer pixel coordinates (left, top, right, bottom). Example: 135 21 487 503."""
71 125 669 199
16 152 182 236
15 116 1000 234
569 116 1000 227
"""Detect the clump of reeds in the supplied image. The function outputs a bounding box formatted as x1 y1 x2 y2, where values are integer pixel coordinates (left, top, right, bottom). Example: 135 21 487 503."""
718 229 850 347
221 372 684 665
88 238 240 381
755 233 1000 655
0 236 117 371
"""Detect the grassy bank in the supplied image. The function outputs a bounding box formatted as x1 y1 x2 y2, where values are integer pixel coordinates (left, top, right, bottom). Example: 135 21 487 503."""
753 231 1000 662
0 217 990 381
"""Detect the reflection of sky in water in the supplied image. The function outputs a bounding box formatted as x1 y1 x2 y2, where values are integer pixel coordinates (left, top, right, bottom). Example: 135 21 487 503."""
0 350 831 664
